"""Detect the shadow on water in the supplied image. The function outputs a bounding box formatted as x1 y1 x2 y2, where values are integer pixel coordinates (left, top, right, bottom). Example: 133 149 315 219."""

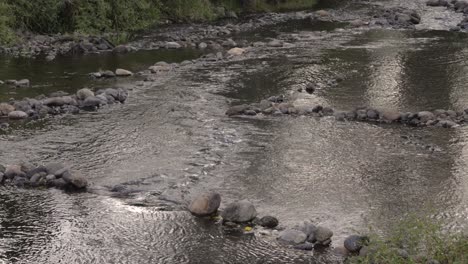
0 48 203 101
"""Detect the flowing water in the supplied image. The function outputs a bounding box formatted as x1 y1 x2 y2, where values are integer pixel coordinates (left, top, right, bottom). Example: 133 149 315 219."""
1 1 468 263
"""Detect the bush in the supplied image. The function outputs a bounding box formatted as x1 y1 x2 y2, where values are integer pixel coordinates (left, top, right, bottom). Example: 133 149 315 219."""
349 216 468 264
0 2 14 44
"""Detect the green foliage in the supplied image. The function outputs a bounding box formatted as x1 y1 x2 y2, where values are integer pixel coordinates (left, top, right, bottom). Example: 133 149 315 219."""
0 2 15 44
349 216 468 264
0 0 317 45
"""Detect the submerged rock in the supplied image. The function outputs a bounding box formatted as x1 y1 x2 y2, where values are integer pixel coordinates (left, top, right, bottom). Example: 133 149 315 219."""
221 200 257 223
189 191 221 216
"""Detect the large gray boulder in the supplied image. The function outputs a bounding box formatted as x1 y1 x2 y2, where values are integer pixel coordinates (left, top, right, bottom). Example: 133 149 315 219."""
189 192 221 216
293 221 318 242
221 200 257 223
344 235 368 253
278 229 307 244
45 162 66 175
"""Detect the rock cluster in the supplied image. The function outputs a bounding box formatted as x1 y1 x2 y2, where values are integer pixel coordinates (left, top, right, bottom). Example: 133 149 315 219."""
226 96 466 128
372 8 421 28
0 87 128 122
189 191 334 251
0 162 87 190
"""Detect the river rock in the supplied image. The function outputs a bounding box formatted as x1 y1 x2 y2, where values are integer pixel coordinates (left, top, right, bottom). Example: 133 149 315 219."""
115 69 133 77
305 84 316 94
45 163 65 176
0 172 4 183
0 103 15 116
259 216 279 228
0 164 5 173
227 47 245 56
102 70 116 78
5 165 25 179
52 178 67 189
198 42 208 49
26 165 47 178
278 229 307 244
82 96 103 109
316 10 330 17
268 40 283 47
62 171 88 189
77 88 94 100
8 111 28 119
314 226 333 246
189 192 221 216
381 111 401 122
426 0 448 6
30 173 43 186
113 45 129 53
43 97 66 107
293 243 314 251
16 79 30 87
344 235 368 253
221 200 257 223
293 221 318 242
166 42 181 49
226 105 249 116
418 111 435 123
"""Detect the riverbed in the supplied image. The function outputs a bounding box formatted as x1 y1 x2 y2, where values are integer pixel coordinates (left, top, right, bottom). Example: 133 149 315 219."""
0 0 467 263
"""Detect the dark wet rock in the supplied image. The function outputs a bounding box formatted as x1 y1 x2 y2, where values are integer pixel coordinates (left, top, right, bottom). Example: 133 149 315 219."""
82 96 104 109
0 103 15 116
226 105 249 116
13 101 32 112
0 164 5 173
30 173 43 186
52 178 68 189
13 176 29 187
43 97 67 107
221 200 257 223
0 172 4 183
189 192 221 216
322 107 334 116
293 243 314 251
305 84 316 94
427 0 449 6
244 109 257 116
344 235 368 253
278 229 307 244
314 226 333 246
8 111 28 120
367 109 379 120
259 216 279 228
26 166 47 178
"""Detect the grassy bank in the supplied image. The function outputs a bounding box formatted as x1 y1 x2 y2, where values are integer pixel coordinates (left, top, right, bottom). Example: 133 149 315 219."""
0 0 317 45
349 216 468 264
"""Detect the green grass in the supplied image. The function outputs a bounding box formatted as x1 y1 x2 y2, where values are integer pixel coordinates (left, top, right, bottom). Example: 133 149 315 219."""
349 216 468 264
0 0 318 45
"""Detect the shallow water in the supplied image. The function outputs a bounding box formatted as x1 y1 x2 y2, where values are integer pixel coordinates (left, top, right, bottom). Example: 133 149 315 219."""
1 0 468 263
